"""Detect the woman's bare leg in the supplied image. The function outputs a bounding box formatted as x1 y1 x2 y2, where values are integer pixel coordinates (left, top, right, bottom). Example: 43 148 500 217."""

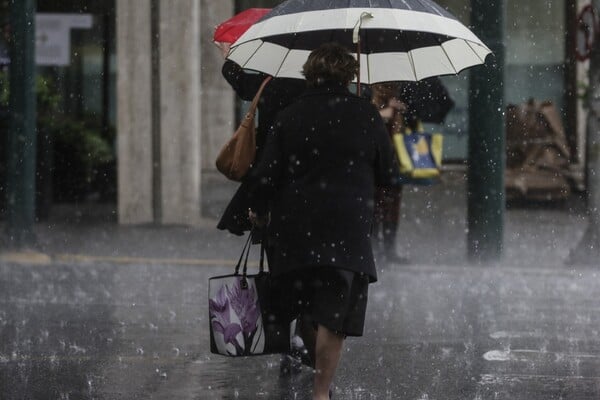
313 324 344 400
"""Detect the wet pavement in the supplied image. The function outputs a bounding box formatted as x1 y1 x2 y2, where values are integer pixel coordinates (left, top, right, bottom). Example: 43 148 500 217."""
1 171 599 399
2 260 599 399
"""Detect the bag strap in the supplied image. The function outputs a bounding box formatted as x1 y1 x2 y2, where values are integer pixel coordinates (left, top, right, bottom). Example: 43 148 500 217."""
234 232 252 276
259 236 266 273
246 76 272 116
234 230 266 286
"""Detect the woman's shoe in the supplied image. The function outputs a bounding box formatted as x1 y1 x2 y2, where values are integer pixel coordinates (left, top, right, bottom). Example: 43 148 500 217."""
279 335 309 377
279 354 302 377
291 335 313 367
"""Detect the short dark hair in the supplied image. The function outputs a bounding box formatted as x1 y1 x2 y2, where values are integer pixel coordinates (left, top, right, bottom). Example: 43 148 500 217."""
302 42 358 87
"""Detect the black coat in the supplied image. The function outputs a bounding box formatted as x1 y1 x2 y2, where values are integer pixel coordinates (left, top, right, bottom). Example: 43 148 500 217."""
217 61 306 235
247 83 398 282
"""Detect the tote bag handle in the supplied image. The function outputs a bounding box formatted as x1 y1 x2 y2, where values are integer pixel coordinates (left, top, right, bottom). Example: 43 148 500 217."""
234 230 266 288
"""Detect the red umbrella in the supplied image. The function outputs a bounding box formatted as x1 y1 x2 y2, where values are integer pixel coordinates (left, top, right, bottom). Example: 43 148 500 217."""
213 8 271 44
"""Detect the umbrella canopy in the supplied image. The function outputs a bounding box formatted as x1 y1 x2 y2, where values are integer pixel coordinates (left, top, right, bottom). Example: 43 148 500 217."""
228 0 491 84
213 8 271 44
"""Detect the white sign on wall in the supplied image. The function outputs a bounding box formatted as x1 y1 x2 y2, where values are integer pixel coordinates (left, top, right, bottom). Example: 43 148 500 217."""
35 13 93 66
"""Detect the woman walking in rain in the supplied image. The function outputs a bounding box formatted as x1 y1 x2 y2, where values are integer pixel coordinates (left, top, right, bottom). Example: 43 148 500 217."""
247 42 398 399
214 40 311 374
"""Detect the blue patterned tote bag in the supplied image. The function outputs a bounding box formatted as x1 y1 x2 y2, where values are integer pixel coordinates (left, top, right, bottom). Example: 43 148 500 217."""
209 233 290 356
393 123 443 183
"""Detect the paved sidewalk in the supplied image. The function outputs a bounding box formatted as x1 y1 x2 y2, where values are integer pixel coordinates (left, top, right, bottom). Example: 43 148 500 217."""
4 253 600 400
0 170 592 269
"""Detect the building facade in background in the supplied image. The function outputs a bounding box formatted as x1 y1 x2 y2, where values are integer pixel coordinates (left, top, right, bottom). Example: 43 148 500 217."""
0 0 589 225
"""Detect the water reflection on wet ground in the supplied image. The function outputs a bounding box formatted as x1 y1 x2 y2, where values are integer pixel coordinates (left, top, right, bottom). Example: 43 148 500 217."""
1 260 599 399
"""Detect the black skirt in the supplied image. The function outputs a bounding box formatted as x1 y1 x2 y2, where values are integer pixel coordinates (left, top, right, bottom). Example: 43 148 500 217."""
275 266 370 337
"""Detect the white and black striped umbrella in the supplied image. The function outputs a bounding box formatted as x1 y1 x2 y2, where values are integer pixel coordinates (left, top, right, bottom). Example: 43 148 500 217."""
228 0 491 84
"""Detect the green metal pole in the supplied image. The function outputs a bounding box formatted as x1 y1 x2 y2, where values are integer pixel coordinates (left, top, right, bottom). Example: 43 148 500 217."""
467 0 505 262
6 0 37 246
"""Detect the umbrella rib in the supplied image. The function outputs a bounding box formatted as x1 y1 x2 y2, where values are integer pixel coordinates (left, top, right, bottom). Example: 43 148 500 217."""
439 41 459 75
272 47 293 77
407 50 418 81
464 40 487 64
235 40 269 74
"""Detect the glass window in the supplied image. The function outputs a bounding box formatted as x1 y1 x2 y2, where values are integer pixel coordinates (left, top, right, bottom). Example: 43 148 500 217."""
505 1 565 110
35 1 116 204
435 0 566 160
37 1 116 128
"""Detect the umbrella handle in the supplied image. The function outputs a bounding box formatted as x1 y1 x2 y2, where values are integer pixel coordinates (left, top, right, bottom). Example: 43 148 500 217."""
356 40 361 96
353 12 373 96
352 12 373 44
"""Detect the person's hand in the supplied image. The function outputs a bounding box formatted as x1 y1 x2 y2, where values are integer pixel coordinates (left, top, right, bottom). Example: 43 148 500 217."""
213 41 231 59
379 106 395 120
379 97 407 120
387 97 407 113
248 209 269 227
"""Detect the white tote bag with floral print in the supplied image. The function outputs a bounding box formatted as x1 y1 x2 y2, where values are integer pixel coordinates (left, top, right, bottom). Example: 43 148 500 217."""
209 233 290 356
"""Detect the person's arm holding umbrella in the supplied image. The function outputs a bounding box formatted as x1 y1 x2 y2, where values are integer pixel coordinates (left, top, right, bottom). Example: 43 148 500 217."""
212 7 272 100
213 39 278 235
214 41 267 101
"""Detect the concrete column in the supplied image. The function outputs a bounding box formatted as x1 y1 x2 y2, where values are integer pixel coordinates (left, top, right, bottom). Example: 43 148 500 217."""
159 1 202 224
200 1 235 170
116 0 153 224
116 0 203 225
467 0 506 262
6 0 36 246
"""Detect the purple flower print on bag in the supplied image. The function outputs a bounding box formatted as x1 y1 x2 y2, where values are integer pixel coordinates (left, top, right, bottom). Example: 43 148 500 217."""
227 278 261 334
209 276 265 355
209 286 243 353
